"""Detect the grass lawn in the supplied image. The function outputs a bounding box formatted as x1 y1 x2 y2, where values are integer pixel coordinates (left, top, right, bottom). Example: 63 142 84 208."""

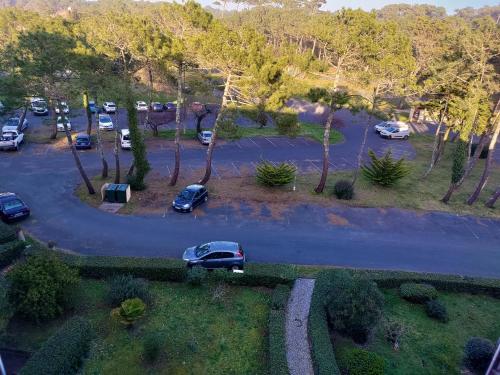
1 279 270 375
334 289 500 374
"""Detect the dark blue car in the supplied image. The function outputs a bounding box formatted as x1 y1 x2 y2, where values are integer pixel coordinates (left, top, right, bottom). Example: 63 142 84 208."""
75 134 92 149
0 193 30 222
172 184 208 212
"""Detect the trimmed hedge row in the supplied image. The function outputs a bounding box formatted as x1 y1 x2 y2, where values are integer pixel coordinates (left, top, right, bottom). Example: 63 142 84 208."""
20 316 93 375
0 240 25 268
269 285 291 375
0 222 17 245
309 269 500 375
56 253 298 288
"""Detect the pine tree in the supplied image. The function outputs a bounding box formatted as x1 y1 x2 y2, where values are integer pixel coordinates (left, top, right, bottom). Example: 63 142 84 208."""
361 150 410 187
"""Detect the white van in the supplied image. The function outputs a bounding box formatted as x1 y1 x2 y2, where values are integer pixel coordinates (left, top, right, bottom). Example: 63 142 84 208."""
374 121 408 133
120 129 131 149
380 124 410 140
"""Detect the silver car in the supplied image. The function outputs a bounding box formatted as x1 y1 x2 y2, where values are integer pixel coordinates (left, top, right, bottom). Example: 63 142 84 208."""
197 130 212 145
182 241 245 270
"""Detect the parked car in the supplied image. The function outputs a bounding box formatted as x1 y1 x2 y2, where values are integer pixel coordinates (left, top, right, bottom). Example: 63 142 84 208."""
55 101 70 114
88 100 98 113
379 126 409 140
374 121 407 134
182 241 245 270
164 102 176 112
151 102 163 112
30 97 44 110
4 117 28 132
103 101 117 113
32 99 49 116
172 184 208 212
0 101 4 114
0 193 30 222
98 114 114 131
75 133 92 149
56 116 72 132
119 129 131 149
136 101 148 112
0 129 24 151
197 130 212 145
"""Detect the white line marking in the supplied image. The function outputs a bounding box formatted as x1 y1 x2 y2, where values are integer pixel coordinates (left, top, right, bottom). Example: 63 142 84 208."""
235 141 242 149
248 137 261 148
212 164 222 180
264 137 277 147
309 161 321 172
166 164 171 177
286 140 296 147
231 162 241 177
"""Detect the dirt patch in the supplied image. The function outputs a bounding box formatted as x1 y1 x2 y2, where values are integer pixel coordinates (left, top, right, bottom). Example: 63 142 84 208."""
327 213 351 226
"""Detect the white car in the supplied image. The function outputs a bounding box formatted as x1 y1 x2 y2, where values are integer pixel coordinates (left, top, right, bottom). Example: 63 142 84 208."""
197 130 212 145
98 114 114 131
4 117 28 132
56 116 72 132
136 101 148 112
55 101 70 114
103 101 117 113
0 101 4 114
119 129 131 149
0 129 24 151
380 126 409 140
374 121 408 133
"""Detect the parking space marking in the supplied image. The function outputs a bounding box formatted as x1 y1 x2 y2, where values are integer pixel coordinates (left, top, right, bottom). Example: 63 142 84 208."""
341 157 353 166
309 161 321 173
248 137 261 148
212 163 222 180
264 137 277 147
166 164 172 177
250 161 258 170
461 217 479 240
286 140 296 147
231 162 241 177
234 141 243 149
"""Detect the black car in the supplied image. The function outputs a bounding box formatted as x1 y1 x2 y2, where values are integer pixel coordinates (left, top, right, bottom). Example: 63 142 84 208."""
151 102 164 112
164 102 176 112
0 193 30 222
172 184 208 212
75 134 92 149
182 241 245 270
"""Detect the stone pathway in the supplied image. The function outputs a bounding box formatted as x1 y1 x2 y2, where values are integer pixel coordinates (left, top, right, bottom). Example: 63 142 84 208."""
286 278 316 375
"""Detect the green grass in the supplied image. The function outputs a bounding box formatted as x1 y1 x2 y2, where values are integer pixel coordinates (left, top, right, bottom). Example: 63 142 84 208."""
1 279 270 375
334 289 500 374
299 122 344 144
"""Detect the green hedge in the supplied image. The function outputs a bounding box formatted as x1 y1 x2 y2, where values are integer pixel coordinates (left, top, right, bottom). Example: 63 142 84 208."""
0 240 25 268
0 222 16 244
20 316 93 375
269 285 291 375
56 254 297 288
308 269 500 375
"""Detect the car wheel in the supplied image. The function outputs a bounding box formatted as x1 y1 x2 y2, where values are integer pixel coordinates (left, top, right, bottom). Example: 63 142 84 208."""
189 206 193 212
404 135 409 140
231 265 240 271
204 196 208 202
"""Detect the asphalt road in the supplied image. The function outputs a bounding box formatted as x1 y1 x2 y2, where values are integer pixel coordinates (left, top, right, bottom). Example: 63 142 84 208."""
1 105 500 278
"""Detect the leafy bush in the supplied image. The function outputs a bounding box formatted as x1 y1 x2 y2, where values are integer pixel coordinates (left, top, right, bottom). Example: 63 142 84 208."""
307 87 329 103
425 299 449 323
274 110 300 137
383 318 407 350
256 161 296 187
8 252 79 322
143 331 164 363
187 266 208 286
0 276 13 332
107 274 151 306
333 180 354 200
361 150 410 187
0 240 25 268
325 271 384 343
471 143 488 159
20 316 93 375
399 283 437 303
126 174 146 191
218 109 240 140
0 221 17 244
271 284 290 310
111 297 146 326
463 337 495 373
451 140 467 184
337 348 385 375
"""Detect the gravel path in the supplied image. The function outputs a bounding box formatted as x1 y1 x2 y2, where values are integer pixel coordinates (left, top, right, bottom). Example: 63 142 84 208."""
286 278 316 375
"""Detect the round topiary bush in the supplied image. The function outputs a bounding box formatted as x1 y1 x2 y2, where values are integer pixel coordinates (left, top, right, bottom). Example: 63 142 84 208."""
333 180 354 200
107 274 151 307
425 299 449 323
337 348 385 375
399 283 437 304
186 266 208 286
463 337 495 373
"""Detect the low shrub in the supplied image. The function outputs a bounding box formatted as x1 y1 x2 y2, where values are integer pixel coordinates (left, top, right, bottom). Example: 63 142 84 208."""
0 222 17 244
0 240 25 268
325 271 384 343
20 316 93 375
361 149 410 187
274 110 300 137
333 180 354 200
8 251 79 322
126 174 146 191
336 348 385 375
107 274 151 306
399 283 437 303
463 337 495 373
383 318 408 350
271 284 290 310
425 299 449 323
111 297 146 326
186 266 208 286
143 331 164 363
256 161 296 187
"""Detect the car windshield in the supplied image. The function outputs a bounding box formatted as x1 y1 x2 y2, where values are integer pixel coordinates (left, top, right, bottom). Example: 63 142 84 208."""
6 119 19 127
100 115 111 122
387 127 397 133
179 189 194 200
3 199 23 210
77 136 88 142
195 243 210 257
1 133 14 141
122 134 130 141
202 132 212 137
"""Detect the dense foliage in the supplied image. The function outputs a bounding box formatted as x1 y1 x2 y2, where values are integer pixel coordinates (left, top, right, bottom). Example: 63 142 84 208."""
111 297 146 326
399 282 438 303
7 252 79 322
269 285 291 375
107 274 151 306
362 150 410 187
333 180 354 200
0 222 17 244
20 316 93 375
270 284 290 310
256 161 296 186
337 348 385 375
425 299 449 322
0 240 25 268
143 331 165 363
463 337 495 373
186 265 208 286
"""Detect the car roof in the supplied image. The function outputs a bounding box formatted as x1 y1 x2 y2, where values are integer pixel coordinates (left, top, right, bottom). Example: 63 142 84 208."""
185 184 205 191
209 241 239 251
120 129 130 135
0 192 17 201
76 133 89 138
105 101 116 105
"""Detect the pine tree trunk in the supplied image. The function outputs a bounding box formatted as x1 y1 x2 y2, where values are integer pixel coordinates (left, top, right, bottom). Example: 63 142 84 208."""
199 74 231 185
423 99 448 178
169 62 183 186
114 130 120 184
466 112 500 205
59 102 95 195
146 64 153 135
315 103 335 193
83 91 92 135
485 186 500 208
94 106 108 178
50 100 58 140
17 104 28 132
455 133 487 188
